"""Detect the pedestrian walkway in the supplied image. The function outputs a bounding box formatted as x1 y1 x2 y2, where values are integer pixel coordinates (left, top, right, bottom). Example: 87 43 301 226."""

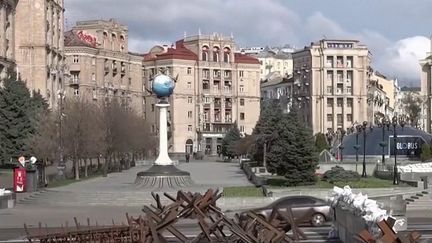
0 161 252 229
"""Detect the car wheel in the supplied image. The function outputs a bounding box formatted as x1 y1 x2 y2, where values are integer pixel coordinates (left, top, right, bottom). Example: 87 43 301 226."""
311 213 325 227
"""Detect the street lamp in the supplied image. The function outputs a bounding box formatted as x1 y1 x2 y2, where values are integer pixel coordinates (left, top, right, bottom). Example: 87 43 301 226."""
57 90 66 179
338 129 346 161
353 125 363 173
392 116 406 185
379 118 389 165
361 121 368 178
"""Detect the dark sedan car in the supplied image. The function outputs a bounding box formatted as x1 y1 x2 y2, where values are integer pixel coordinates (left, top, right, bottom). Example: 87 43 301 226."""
239 195 331 231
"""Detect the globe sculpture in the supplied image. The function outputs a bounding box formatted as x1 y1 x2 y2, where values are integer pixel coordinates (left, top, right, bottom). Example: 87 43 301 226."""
151 74 175 98
135 74 192 189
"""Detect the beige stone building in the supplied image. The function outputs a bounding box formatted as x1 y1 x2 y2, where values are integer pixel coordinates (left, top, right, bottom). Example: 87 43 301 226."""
15 0 65 107
143 33 261 156
260 72 294 113
0 0 17 78
292 39 371 134
63 19 144 115
420 38 432 132
367 71 399 124
254 48 293 80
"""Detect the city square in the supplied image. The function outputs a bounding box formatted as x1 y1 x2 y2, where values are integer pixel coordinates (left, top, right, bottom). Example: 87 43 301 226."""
1 0 432 242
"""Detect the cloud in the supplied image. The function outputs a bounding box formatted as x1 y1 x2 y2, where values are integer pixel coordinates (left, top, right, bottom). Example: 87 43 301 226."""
375 36 430 83
64 1 429 84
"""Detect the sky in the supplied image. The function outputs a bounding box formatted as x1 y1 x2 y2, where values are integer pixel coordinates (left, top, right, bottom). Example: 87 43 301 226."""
65 0 432 86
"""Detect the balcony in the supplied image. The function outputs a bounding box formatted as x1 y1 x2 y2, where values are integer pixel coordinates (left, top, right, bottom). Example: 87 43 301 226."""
121 66 126 75
214 102 221 108
225 102 232 109
69 78 80 86
214 73 221 80
113 67 118 75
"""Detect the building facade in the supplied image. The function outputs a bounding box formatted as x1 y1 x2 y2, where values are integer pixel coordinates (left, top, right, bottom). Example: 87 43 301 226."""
15 0 65 107
367 71 399 124
420 37 432 132
253 48 293 80
64 19 145 115
143 33 261 156
0 0 17 79
292 39 371 134
260 72 293 113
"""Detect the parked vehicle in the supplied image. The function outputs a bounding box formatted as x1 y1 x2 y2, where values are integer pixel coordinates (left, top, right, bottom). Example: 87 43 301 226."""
239 195 332 232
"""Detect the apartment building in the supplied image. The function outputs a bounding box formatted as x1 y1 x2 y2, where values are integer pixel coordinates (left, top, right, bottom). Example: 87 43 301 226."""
260 72 293 113
143 33 261 156
64 19 144 116
292 39 371 134
0 0 17 79
420 37 432 132
367 71 399 124
15 0 65 107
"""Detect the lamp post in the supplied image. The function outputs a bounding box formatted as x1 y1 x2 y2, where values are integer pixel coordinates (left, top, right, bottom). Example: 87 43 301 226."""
353 125 362 173
379 118 389 165
338 129 346 161
361 121 368 178
57 90 65 179
392 116 406 185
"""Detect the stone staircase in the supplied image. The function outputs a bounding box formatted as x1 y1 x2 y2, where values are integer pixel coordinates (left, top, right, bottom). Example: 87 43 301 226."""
405 190 432 210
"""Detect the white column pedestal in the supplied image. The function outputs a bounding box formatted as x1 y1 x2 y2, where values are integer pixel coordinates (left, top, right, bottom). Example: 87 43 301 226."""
154 103 173 166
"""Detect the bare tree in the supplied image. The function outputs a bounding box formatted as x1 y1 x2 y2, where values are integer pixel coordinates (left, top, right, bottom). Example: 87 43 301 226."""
27 112 58 166
401 92 422 127
62 98 101 180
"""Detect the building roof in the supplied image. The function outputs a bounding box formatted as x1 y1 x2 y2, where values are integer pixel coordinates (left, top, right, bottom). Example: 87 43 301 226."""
400 86 421 92
64 30 96 48
234 53 260 64
261 73 293 88
144 40 197 61
144 38 260 64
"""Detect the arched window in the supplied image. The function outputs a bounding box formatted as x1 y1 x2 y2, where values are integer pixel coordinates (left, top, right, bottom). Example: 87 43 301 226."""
223 47 231 63
202 46 209 61
213 46 220 62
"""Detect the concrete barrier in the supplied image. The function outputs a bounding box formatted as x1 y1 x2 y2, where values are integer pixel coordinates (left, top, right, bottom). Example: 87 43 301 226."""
0 192 15 209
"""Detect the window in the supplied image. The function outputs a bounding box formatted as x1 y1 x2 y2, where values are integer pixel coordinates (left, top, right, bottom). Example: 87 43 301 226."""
91 73 95 81
347 114 353 122
337 114 343 126
239 70 244 77
223 47 230 63
327 98 333 108
347 98 353 107
73 88 79 96
240 98 244 106
151 104 154 112
346 86 352 94
213 46 220 62
326 86 333 94
187 67 192 75
204 97 211 103
187 82 191 89
239 125 245 133
188 111 192 118
73 55 79 63
326 71 333 82
188 125 192 131
128 78 132 85
188 96 192 103
202 46 209 61
91 57 96 65
337 98 343 107
327 114 333 122
326 56 333 67
240 85 244 93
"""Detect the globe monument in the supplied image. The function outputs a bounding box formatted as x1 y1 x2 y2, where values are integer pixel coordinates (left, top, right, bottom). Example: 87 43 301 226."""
135 74 192 188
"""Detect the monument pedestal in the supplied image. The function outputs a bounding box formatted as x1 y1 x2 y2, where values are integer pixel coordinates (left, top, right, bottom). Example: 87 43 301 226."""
135 98 193 189
135 165 192 189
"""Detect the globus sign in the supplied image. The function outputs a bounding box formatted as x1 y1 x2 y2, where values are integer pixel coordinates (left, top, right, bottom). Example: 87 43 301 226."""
389 136 423 157
396 142 419 150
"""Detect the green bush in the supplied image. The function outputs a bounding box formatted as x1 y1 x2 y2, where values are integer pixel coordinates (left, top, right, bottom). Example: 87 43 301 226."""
323 166 360 183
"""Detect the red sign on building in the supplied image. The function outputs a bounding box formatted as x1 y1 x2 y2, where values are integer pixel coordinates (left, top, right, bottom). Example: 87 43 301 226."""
13 167 26 192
